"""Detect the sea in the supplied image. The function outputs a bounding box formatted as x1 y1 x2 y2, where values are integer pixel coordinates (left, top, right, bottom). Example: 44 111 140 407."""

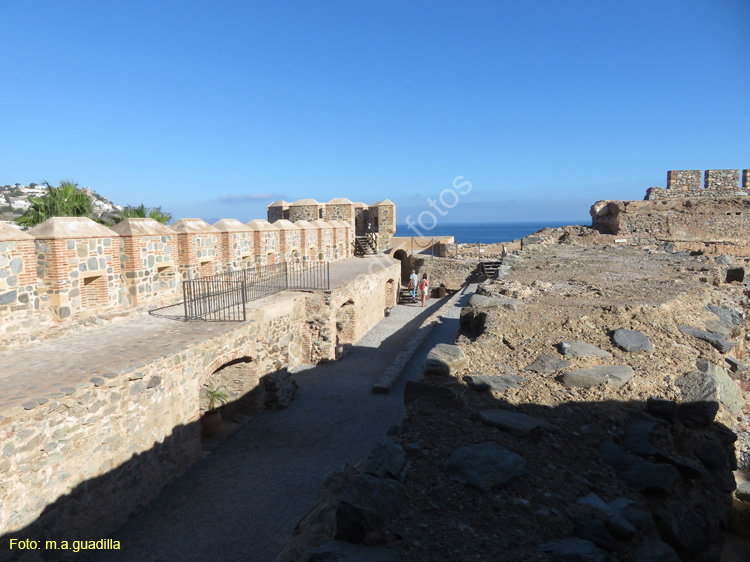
393 221 585 244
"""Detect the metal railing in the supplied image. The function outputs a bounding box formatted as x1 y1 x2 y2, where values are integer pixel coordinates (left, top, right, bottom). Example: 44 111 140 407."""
151 261 330 322
183 273 247 321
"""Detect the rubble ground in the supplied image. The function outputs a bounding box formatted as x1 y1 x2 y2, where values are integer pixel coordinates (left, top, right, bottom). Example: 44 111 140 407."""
280 242 750 562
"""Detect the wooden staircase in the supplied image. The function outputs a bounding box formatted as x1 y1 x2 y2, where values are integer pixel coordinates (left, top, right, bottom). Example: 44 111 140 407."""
354 235 377 256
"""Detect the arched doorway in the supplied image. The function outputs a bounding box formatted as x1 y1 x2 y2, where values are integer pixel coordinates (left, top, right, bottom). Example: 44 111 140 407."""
393 249 409 284
201 357 262 420
336 299 356 347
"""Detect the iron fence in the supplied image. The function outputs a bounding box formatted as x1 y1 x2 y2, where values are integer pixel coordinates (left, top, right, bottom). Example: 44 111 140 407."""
151 261 330 322
183 274 247 321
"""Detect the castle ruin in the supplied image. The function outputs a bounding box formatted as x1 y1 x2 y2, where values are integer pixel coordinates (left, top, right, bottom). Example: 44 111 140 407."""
591 169 750 255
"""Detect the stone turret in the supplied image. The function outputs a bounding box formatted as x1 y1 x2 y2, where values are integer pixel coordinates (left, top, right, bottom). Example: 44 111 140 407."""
295 220 319 262
324 198 355 228
288 198 323 222
373 199 396 251
267 200 290 222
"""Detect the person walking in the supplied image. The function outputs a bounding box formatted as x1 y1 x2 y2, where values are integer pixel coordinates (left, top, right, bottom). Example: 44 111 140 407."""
408 269 419 302
419 274 429 307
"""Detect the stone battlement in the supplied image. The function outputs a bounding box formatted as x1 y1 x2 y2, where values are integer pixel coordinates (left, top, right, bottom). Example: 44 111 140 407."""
0 213 366 340
645 169 749 200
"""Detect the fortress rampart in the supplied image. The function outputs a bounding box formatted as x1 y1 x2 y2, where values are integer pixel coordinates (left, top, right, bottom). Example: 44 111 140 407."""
592 169 750 255
0 198 402 544
0 213 365 341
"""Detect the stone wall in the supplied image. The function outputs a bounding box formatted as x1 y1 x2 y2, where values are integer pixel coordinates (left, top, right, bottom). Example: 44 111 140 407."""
0 214 358 341
113 219 178 306
0 226 38 334
410 255 479 291
0 290 311 546
646 169 749 200
172 219 221 281
593 168 750 255
213 219 254 273
591 197 750 255
667 169 702 191
31 219 125 320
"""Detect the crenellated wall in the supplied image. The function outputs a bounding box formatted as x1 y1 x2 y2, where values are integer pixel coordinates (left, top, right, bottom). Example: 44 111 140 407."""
0 213 357 341
646 169 749 200
0 257 400 547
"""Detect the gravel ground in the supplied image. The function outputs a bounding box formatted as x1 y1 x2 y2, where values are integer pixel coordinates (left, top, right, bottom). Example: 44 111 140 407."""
84 288 473 562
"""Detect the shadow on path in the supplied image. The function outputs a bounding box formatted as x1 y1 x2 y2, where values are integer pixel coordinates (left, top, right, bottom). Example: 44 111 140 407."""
70 291 473 562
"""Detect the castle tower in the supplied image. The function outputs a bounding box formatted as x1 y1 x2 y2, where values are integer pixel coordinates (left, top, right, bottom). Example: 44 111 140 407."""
324 198 355 228
288 199 323 222
267 200 290 222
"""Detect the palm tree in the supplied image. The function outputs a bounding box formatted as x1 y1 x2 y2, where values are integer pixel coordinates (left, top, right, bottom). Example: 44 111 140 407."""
16 180 93 227
116 204 172 224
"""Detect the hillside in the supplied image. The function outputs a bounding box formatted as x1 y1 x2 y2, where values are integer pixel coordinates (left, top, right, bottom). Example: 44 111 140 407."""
0 183 123 225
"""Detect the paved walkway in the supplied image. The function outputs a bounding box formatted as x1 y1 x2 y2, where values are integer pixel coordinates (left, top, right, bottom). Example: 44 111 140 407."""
0 258 398 415
85 287 474 562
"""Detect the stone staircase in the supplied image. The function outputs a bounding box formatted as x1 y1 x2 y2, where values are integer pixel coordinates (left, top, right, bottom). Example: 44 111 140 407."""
398 286 417 304
478 260 504 281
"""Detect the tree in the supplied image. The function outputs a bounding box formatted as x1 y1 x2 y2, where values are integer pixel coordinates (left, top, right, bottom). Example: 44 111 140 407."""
15 180 93 227
115 204 172 224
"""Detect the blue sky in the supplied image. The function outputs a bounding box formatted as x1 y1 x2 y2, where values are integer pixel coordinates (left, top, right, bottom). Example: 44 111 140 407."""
1 0 748 225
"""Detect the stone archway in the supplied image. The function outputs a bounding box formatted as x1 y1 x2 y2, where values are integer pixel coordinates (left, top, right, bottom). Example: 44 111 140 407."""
200 356 262 419
393 249 410 284
335 299 356 346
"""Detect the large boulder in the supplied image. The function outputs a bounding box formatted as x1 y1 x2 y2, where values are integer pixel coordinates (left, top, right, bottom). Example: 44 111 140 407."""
403 381 460 408
421 343 467 378
463 373 526 393
654 501 709 555
539 538 607 562
467 293 520 311
364 439 408 481
442 441 526 490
